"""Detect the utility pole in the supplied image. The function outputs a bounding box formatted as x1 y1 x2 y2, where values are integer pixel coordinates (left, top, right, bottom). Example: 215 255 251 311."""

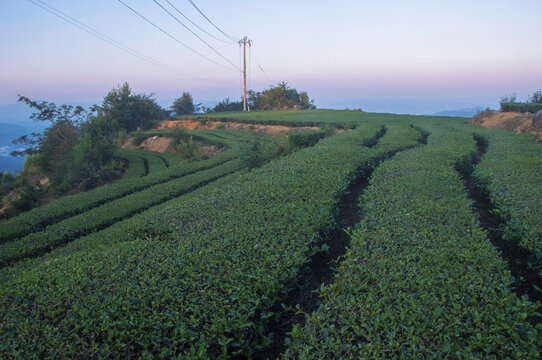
238 36 252 111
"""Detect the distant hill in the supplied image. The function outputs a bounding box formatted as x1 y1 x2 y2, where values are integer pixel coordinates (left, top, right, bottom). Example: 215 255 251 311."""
0 103 34 126
429 108 481 118
0 123 31 173
322 98 492 116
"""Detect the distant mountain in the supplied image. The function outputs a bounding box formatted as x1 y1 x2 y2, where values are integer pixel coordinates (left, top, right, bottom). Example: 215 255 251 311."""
429 108 481 118
321 98 493 116
0 156 25 174
0 123 36 173
0 103 34 126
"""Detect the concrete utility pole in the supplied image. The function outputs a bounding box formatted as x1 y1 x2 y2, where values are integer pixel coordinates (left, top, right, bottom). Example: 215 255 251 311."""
238 36 252 111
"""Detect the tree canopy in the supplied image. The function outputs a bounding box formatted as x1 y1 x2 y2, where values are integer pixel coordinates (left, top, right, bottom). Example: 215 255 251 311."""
99 82 165 131
171 92 197 116
206 83 315 113
13 96 120 192
248 82 315 110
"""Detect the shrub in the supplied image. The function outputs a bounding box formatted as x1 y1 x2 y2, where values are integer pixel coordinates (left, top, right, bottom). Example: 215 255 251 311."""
501 102 542 113
131 130 147 146
288 130 326 148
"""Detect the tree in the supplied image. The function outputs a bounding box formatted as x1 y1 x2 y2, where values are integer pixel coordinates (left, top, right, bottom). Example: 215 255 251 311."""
13 95 118 192
211 98 243 112
171 92 197 115
100 82 164 131
530 90 542 104
73 114 118 181
247 82 315 110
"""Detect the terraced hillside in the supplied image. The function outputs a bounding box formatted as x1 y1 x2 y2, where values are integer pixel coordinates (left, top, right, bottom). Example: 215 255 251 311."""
0 111 540 359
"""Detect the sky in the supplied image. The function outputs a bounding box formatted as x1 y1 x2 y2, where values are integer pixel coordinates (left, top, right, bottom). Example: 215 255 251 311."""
1 0 541 113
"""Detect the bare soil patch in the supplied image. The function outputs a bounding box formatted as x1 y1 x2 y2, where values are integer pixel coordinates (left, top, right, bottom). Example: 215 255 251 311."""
122 136 176 153
471 110 542 142
158 119 320 137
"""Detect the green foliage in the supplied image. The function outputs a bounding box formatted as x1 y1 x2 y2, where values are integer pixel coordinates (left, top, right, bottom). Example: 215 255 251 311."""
100 82 164 131
1 171 15 185
0 124 426 358
0 159 244 267
171 91 196 115
73 114 118 184
13 96 119 193
7 184 44 216
131 129 147 146
119 154 146 179
284 126 540 359
248 82 315 110
242 137 290 169
529 89 542 104
288 130 326 148
175 136 204 162
0 110 540 358
0 131 249 243
211 98 243 112
501 102 542 113
473 129 542 257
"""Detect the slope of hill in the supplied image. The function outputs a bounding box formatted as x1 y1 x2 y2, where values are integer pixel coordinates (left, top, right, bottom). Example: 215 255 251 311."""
0 110 540 359
471 110 542 142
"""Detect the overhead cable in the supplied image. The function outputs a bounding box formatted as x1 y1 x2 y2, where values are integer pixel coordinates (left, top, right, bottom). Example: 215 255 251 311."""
162 0 235 44
151 0 240 70
27 0 199 79
117 0 237 71
187 0 239 42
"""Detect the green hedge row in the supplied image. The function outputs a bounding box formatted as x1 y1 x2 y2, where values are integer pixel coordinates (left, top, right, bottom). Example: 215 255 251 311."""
473 129 542 257
288 130 326 148
0 124 421 358
0 136 248 243
117 153 146 179
0 172 245 280
0 159 245 268
284 126 540 359
143 153 167 173
501 102 542 113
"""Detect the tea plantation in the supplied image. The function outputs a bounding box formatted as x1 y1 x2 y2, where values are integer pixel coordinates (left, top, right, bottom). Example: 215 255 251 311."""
0 110 540 359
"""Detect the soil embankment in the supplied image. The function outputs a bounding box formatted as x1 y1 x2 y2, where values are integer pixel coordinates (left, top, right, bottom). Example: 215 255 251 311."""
159 119 320 137
471 110 542 142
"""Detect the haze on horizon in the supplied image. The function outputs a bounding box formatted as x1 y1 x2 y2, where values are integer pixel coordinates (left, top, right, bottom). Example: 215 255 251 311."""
1 0 541 113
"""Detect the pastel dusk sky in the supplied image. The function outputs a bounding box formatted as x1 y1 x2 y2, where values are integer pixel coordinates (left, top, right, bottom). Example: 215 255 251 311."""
1 0 541 113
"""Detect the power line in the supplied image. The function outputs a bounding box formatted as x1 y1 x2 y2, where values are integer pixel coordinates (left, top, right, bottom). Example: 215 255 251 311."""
151 0 240 70
187 0 239 42
252 47 273 85
27 0 199 79
116 0 236 71
210 76 240 102
162 0 235 44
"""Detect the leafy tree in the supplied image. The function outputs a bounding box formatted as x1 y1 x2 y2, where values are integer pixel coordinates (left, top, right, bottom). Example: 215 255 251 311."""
530 90 542 104
12 95 118 192
73 114 118 181
171 92 197 115
248 82 315 110
100 82 164 131
211 98 243 112
2 171 15 185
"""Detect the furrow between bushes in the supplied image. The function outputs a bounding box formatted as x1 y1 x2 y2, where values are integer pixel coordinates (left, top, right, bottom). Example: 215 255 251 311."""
256 125 426 359
283 126 540 359
455 134 542 323
0 123 422 358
